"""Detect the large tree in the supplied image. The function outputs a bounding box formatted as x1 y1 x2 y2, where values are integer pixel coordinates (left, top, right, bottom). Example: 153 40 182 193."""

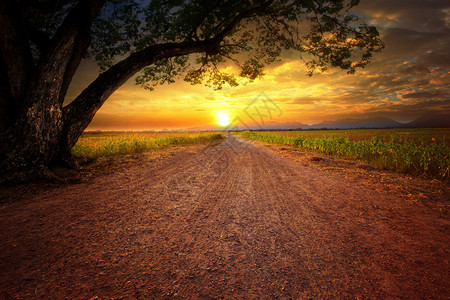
0 0 383 181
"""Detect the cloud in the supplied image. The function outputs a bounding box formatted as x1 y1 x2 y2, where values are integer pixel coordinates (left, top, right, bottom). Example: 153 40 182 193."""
66 0 450 130
355 0 450 32
401 91 448 100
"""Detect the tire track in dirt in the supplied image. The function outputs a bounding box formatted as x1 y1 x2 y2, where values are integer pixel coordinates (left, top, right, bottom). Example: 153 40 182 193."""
0 135 448 299
244 137 449 298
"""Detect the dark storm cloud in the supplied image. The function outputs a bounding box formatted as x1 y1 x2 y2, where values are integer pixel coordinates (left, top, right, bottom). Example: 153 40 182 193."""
401 91 448 100
355 0 449 32
396 64 431 76
314 98 450 123
333 0 450 119
265 0 450 125
380 28 450 68
366 99 450 118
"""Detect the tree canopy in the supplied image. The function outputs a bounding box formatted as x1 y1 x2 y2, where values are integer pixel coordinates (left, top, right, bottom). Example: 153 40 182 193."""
92 0 383 90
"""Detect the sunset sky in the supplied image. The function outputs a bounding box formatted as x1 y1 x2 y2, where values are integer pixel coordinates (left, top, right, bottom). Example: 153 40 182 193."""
66 0 450 131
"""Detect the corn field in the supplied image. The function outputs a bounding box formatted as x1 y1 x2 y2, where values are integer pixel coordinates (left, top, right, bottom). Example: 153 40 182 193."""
237 129 450 181
72 132 223 158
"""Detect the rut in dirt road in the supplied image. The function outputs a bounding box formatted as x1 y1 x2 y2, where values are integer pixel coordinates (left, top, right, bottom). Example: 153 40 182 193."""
0 135 448 299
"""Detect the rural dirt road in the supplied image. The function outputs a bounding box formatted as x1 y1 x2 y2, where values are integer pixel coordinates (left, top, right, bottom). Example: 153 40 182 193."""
1 135 449 299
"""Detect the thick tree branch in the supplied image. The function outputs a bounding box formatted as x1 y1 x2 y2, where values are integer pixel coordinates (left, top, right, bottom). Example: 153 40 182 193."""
25 0 105 108
47 0 103 106
58 34 91 105
41 0 104 64
63 39 223 147
56 1 98 106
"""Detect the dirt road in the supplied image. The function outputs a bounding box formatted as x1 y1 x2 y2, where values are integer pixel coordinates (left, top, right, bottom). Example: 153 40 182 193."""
0 135 449 299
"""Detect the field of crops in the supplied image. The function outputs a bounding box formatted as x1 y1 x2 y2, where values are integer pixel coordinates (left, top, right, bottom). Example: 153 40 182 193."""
237 129 450 181
72 131 223 158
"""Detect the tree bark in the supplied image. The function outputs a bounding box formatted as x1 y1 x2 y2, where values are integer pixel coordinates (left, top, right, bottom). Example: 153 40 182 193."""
0 0 105 178
59 34 92 106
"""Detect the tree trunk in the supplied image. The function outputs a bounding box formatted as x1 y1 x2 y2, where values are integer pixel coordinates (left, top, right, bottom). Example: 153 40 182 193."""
0 49 69 178
0 0 105 183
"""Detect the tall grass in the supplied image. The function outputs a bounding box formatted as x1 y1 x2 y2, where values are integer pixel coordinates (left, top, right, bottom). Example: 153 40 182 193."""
72 132 223 158
237 130 450 181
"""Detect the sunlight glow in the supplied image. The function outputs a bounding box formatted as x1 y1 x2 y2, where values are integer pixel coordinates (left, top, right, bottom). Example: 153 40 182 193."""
217 113 230 127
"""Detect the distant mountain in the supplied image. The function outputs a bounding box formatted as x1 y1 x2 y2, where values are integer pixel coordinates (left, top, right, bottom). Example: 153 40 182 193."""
184 113 450 131
404 113 450 128
258 122 310 130
309 117 404 129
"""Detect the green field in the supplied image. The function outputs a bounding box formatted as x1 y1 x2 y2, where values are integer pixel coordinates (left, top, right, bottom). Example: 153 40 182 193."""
72 131 223 158
236 129 450 181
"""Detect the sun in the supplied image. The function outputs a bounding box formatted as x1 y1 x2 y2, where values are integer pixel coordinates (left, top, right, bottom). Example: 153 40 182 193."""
217 113 230 127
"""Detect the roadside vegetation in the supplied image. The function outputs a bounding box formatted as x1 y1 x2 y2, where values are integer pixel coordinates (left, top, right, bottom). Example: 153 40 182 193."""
72 132 223 158
237 129 450 181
